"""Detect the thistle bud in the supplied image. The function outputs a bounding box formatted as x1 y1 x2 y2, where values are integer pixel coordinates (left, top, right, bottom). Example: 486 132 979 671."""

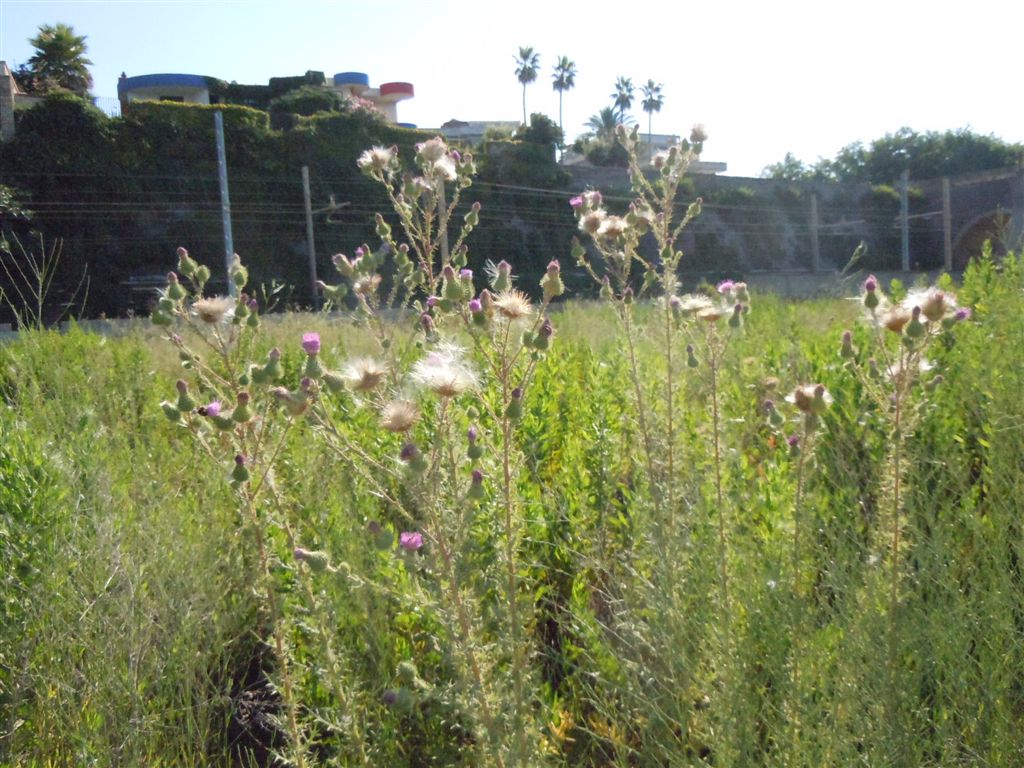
322 370 346 394
905 305 926 340
541 259 565 300
622 287 634 305
868 358 881 380
943 306 971 329
271 386 308 417
375 213 391 238
686 344 699 369
571 239 586 264
464 202 480 227
787 434 801 457
231 391 252 423
333 253 355 279
534 318 554 351
194 264 211 286
600 276 613 301
863 275 880 310
400 442 428 473
492 260 512 292
166 271 187 301
293 547 330 573
176 246 198 278
467 468 485 500
467 425 483 460
840 330 856 359
765 399 785 429
211 413 235 431
398 660 419 684
160 401 181 422
151 309 173 327
505 387 524 421
263 347 283 382
232 454 250 483
175 379 195 412
443 265 463 301
229 254 248 290
728 302 743 328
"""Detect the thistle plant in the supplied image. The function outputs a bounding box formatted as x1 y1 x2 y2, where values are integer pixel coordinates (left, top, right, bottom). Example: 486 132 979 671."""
570 125 754 762
766 383 831 754
842 275 970 729
571 124 704 519
317 136 563 766
153 250 316 765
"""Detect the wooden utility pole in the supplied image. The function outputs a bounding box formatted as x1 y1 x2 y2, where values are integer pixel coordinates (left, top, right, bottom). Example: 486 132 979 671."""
302 166 319 309
214 111 236 295
942 178 952 271
809 193 821 273
899 169 910 271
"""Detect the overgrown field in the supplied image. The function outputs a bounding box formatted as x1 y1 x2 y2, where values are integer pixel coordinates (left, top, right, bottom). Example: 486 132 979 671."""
1 251 1023 766
4 128 1024 767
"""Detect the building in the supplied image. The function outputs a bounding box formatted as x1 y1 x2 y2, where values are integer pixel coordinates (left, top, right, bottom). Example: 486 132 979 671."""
117 69 414 124
0 60 45 142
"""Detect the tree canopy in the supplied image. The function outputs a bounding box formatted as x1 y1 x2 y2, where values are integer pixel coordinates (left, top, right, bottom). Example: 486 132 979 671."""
17 23 93 96
514 46 540 125
763 128 1024 183
611 76 634 123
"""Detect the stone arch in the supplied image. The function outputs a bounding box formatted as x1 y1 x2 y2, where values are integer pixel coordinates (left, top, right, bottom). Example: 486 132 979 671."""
952 210 1014 269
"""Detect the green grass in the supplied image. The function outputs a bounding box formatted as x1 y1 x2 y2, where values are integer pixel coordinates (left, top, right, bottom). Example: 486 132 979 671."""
2 254 1023 766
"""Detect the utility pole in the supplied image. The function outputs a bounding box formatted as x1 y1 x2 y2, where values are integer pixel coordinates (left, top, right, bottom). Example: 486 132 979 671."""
809 193 821 273
302 166 319 309
899 169 910 271
214 111 235 295
942 177 952 271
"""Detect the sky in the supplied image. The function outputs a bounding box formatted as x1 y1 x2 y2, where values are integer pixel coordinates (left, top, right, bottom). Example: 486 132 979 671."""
2 0 1023 178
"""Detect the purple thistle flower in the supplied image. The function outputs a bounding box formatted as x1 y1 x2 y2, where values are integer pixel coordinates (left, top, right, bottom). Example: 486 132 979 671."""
954 307 972 321
468 297 483 313
569 195 584 210
467 425 478 442
787 434 801 448
864 274 878 293
717 279 735 294
460 268 473 280
302 332 321 356
399 531 424 551
201 400 222 418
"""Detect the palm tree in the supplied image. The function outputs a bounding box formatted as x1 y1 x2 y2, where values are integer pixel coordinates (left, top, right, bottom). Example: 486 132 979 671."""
611 76 634 124
551 56 576 150
514 46 540 125
26 23 93 96
585 107 620 141
641 79 665 157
